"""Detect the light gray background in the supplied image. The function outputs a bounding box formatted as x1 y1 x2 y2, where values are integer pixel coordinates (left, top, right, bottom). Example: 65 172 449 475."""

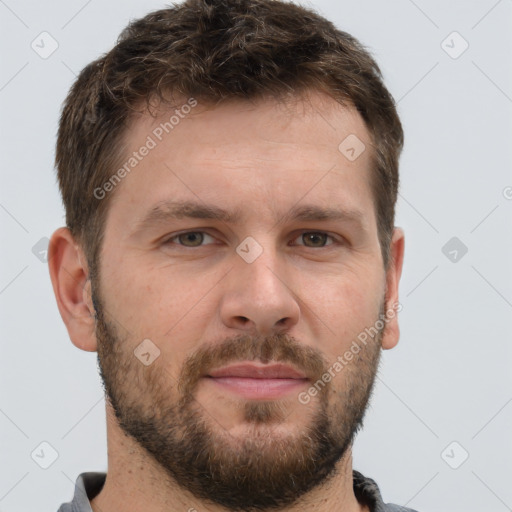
1 1 511 511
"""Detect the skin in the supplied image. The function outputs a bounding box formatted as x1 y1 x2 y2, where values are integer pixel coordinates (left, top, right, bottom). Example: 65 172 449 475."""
48 90 404 512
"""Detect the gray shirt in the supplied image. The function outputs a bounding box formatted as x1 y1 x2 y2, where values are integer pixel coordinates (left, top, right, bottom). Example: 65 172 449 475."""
57 470 419 511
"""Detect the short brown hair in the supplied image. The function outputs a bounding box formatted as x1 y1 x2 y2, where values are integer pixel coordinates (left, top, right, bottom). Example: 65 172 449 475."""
55 0 404 276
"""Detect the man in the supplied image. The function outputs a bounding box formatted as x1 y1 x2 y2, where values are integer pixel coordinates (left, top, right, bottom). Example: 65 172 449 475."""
49 0 413 510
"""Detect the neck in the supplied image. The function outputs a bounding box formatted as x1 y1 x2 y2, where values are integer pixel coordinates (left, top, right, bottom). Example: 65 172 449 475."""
91 404 369 512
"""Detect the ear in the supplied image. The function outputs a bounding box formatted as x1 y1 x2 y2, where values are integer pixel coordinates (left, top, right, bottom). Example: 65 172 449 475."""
381 227 405 350
48 227 97 352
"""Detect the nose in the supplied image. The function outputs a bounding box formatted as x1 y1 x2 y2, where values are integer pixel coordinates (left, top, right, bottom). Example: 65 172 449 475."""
219 238 301 336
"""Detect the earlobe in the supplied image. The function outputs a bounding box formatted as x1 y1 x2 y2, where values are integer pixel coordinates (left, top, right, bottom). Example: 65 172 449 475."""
48 227 98 352
381 227 405 350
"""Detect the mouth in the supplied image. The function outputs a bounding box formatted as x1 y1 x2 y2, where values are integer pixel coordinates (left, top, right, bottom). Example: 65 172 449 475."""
204 362 309 400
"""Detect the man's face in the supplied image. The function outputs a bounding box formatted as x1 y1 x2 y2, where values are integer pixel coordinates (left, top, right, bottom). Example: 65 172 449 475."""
91 92 391 510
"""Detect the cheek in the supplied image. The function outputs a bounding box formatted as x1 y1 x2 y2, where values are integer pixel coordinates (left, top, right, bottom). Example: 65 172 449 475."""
300 267 384 359
101 257 221 363
103 253 210 323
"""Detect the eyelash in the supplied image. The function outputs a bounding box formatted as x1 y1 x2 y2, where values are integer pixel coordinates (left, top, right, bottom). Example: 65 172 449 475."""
162 230 342 249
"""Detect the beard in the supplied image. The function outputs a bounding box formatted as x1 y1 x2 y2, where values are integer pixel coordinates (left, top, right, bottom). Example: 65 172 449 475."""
91 279 384 511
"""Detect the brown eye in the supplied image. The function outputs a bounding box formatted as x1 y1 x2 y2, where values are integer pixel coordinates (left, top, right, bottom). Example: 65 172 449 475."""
164 231 216 247
297 232 335 248
177 232 205 247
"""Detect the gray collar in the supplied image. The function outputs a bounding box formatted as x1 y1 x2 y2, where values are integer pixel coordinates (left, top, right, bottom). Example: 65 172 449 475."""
59 470 417 512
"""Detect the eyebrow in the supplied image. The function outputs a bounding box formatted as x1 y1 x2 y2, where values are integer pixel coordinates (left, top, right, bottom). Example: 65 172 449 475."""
131 199 366 235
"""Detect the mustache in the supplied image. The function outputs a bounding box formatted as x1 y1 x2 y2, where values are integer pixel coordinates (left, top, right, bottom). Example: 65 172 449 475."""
177 332 329 396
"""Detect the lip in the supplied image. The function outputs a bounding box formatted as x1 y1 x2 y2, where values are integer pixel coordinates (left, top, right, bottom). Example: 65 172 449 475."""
207 362 307 379
204 362 308 400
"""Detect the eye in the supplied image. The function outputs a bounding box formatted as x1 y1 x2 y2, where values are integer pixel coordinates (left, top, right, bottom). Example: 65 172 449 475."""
292 231 338 248
163 231 216 247
162 230 340 249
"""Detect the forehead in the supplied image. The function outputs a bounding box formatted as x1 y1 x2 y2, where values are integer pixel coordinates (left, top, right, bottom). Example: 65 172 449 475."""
107 90 376 232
